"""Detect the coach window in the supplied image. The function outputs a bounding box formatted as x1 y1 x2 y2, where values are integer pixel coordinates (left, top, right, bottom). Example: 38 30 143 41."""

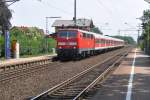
87 34 90 39
102 39 104 44
101 39 103 44
91 35 93 39
90 34 92 39
83 33 86 38
86 34 88 39
80 33 83 38
99 39 101 44
96 39 99 44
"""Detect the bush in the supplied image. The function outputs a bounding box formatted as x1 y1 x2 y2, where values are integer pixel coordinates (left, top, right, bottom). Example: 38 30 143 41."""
0 27 56 58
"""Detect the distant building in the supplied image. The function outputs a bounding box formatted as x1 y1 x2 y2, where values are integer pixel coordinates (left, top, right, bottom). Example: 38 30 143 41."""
52 18 94 32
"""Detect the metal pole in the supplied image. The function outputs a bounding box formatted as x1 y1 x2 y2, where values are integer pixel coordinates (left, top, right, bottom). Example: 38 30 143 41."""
118 29 120 36
147 29 150 54
5 30 11 59
45 16 61 53
2 0 20 59
46 17 48 34
137 30 140 46
74 0 77 25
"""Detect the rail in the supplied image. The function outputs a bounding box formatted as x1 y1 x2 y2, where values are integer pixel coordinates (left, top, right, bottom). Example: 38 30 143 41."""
30 47 131 100
0 54 56 72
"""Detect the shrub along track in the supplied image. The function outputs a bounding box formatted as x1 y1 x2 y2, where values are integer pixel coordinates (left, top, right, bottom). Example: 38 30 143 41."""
0 46 132 100
30 47 131 100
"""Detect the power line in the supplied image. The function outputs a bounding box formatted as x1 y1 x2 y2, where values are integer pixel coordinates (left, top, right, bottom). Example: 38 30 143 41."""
41 1 73 16
96 0 113 16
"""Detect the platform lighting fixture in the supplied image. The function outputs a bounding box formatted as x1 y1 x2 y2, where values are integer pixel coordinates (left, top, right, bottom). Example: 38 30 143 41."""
45 16 61 34
45 16 61 53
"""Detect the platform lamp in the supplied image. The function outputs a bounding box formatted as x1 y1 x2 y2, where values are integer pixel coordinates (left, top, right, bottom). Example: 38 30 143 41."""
45 16 61 53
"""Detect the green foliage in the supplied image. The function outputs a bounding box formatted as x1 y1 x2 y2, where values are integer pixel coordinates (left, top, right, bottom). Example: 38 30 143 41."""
91 27 103 34
0 27 56 58
0 34 4 57
140 41 144 51
0 1 12 30
111 35 135 44
140 10 150 54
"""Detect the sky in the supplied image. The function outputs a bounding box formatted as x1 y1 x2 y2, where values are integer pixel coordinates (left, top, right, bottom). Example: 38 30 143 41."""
9 0 149 41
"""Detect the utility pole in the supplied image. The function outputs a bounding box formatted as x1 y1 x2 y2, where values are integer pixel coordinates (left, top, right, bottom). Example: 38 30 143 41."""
118 29 120 36
45 16 61 53
45 17 61 34
137 29 140 45
74 0 77 26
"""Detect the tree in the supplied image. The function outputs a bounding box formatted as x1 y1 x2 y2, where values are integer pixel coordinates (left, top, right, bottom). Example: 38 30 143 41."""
112 35 135 44
91 26 103 34
140 10 150 54
0 0 12 33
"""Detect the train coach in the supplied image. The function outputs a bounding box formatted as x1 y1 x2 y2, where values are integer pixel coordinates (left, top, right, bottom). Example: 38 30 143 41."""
56 29 124 59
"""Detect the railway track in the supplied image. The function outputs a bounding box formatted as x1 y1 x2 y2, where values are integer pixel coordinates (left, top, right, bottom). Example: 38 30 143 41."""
0 47 126 83
30 47 131 100
0 57 63 83
0 57 54 72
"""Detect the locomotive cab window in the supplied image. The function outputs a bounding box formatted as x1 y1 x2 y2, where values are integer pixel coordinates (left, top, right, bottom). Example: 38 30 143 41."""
58 31 77 38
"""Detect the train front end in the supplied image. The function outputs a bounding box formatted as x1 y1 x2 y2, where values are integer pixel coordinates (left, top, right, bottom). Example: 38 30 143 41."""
56 29 79 58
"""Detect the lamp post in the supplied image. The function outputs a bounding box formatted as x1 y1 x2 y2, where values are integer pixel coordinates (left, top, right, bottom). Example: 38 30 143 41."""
45 16 61 53
73 0 77 26
45 17 61 34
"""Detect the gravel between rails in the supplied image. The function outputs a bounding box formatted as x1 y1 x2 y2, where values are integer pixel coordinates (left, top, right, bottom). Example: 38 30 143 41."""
0 47 128 100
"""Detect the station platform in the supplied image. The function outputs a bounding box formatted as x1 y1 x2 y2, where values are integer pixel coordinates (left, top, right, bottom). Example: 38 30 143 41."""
90 48 150 100
0 54 56 67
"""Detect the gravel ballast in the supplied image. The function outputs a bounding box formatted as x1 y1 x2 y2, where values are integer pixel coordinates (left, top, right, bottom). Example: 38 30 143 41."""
0 48 126 100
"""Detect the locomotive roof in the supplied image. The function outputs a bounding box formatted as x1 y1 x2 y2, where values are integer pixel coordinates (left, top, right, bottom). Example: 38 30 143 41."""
79 29 124 42
58 29 124 42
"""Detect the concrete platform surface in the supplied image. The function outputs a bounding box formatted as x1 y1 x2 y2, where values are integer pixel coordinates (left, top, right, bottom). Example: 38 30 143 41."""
0 54 56 67
90 48 150 100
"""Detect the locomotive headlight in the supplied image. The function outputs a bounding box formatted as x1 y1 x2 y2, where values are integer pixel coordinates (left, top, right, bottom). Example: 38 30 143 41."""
73 46 76 49
58 42 65 45
69 42 77 45
59 46 62 49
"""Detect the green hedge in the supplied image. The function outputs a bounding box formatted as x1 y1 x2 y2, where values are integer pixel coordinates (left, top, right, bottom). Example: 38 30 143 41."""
0 27 56 58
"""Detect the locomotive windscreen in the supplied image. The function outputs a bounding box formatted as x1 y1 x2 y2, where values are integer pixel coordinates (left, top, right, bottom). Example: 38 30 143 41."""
58 31 77 38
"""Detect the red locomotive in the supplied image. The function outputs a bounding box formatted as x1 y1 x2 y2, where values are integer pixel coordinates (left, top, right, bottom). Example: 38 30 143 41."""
56 29 124 59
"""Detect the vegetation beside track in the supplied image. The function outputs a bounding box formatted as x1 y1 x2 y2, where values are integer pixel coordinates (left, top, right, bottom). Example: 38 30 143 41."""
0 26 56 58
111 35 135 44
140 9 150 54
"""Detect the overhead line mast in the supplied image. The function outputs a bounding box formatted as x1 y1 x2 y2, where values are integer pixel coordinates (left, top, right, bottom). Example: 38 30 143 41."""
74 0 77 26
